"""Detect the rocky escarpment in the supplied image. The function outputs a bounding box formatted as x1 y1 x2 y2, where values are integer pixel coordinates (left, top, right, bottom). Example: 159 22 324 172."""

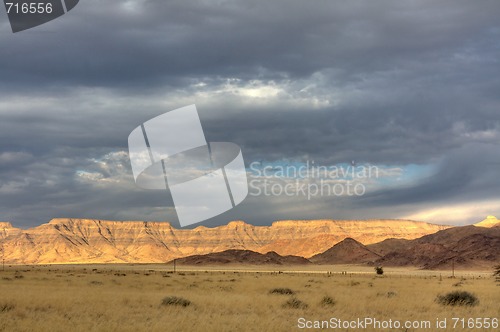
0 222 21 239
0 218 450 264
176 223 500 269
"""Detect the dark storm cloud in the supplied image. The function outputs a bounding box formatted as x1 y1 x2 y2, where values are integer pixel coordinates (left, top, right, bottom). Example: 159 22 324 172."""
1 0 500 227
0 0 499 89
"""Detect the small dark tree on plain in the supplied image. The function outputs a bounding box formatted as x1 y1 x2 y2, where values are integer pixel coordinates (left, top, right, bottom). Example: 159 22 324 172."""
375 266 384 275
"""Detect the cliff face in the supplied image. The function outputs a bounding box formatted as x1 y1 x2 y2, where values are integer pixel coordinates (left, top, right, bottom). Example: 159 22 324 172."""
0 222 21 239
0 218 449 264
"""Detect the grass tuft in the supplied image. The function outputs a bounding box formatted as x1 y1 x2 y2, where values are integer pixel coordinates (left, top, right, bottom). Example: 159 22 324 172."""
320 295 336 307
282 297 308 309
436 291 478 306
161 296 192 307
269 287 295 295
0 302 15 312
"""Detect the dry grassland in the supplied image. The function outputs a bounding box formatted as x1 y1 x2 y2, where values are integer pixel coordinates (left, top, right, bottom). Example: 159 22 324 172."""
0 265 498 332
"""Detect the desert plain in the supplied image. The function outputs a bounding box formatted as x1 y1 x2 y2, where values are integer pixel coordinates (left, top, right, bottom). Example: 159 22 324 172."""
1 217 499 331
0 264 498 332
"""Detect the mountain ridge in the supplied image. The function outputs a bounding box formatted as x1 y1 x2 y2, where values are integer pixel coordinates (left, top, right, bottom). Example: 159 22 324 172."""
171 249 311 265
164 225 500 269
0 218 449 264
373 225 500 269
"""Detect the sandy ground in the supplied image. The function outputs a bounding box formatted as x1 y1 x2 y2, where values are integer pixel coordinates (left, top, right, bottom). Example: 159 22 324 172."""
0 264 498 331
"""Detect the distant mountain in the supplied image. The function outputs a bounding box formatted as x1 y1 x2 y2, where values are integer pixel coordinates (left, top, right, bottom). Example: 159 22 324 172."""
171 249 310 265
256 219 450 257
167 224 500 269
310 238 381 264
1 217 498 268
374 225 500 269
474 215 500 228
0 218 448 264
366 238 413 256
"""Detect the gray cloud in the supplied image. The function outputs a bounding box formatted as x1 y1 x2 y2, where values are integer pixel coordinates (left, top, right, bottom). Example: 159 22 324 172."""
1 0 500 227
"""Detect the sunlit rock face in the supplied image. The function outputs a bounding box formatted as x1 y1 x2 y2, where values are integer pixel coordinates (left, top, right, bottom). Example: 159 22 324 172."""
0 222 21 239
474 215 500 228
0 218 449 264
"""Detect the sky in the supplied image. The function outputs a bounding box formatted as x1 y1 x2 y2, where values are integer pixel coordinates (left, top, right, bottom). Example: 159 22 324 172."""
1 0 500 228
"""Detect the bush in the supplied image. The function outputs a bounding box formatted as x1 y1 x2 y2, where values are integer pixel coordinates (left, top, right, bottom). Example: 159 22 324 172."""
161 296 191 307
0 302 15 312
436 291 478 307
269 287 295 295
375 266 384 275
376 291 397 298
387 291 397 298
320 296 336 307
282 297 308 309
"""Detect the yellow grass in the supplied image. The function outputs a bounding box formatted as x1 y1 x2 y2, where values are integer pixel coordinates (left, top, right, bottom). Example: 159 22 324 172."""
0 265 498 331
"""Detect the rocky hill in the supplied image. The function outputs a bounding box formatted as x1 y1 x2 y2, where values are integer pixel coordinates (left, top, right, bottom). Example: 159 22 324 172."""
309 238 381 264
373 225 500 269
0 218 448 264
171 249 310 265
142 224 500 269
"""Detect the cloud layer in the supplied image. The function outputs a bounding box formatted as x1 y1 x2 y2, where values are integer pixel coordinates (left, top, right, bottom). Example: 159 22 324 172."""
1 0 500 227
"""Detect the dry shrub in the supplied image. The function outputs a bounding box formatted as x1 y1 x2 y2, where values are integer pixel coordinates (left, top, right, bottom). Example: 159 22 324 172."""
320 295 336 307
269 287 295 295
436 291 478 306
282 298 308 309
161 296 191 307
0 302 15 312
